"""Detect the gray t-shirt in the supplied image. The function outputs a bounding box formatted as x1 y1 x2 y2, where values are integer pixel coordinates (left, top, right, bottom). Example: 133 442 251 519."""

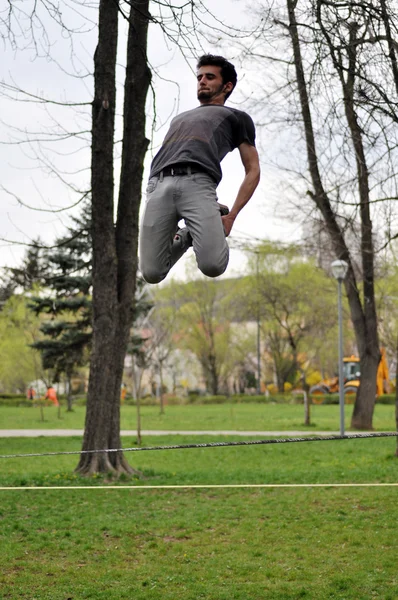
149 104 256 184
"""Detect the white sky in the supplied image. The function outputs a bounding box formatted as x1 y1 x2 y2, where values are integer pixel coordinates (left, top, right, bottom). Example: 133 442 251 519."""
0 0 301 282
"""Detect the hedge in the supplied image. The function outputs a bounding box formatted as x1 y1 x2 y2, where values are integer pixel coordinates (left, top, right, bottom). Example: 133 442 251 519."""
0 393 68 407
310 393 396 405
0 392 396 408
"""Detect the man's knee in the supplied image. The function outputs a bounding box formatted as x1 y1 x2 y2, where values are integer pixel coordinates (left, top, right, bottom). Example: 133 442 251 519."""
140 268 167 285
198 258 228 279
139 257 168 284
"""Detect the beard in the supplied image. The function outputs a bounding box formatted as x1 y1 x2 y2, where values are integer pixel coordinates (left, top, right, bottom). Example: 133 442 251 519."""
197 83 225 102
197 89 212 100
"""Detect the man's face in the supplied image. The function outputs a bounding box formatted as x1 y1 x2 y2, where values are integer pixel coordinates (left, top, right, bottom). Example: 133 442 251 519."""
196 65 232 105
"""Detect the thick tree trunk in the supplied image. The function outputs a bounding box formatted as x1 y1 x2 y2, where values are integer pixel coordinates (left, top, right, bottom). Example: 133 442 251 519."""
76 0 150 475
341 24 379 428
351 353 379 430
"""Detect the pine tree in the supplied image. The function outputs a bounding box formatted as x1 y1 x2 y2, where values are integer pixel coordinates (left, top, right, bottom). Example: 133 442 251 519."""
0 239 48 308
29 206 92 411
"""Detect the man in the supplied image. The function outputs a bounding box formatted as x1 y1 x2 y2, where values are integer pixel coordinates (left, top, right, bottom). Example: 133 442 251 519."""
26 386 36 401
139 54 260 284
45 385 59 407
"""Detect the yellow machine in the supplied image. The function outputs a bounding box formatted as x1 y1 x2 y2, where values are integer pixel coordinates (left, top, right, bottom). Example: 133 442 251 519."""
310 348 390 404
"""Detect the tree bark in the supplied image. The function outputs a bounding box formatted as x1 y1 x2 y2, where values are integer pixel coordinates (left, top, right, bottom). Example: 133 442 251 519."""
66 373 73 412
76 0 150 475
339 22 379 429
395 333 398 456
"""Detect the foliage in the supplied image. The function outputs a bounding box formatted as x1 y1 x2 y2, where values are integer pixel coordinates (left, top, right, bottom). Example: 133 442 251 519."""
239 241 355 391
157 278 237 395
28 205 92 392
0 239 48 306
0 294 44 393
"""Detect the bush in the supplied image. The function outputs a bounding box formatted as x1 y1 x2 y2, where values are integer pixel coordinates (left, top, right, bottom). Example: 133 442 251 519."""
9 390 393 408
189 394 228 404
377 394 396 405
0 393 32 407
0 393 76 407
308 393 396 406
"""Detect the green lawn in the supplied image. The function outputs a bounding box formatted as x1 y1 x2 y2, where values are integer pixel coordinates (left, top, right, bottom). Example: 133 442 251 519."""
1 435 398 487
1 435 398 598
2 487 398 599
1 402 396 432
1 403 398 599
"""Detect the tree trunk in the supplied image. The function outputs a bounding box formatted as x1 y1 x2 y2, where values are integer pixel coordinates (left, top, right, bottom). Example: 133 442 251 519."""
395 334 398 456
66 373 73 412
287 0 379 428
159 362 165 415
351 352 379 430
76 0 150 475
208 352 219 395
317 11 380 428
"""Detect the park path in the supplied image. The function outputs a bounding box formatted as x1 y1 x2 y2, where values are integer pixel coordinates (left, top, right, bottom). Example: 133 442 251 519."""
0 429 372 437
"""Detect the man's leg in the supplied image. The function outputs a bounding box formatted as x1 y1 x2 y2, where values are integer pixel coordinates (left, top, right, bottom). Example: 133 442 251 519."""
139 176 180 284
178 173 229 278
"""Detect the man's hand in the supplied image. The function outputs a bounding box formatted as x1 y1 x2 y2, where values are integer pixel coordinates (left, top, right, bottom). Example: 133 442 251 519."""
222 213 236 237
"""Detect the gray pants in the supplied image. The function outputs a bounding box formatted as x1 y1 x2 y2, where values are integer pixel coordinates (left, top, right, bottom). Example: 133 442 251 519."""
139 171 229 284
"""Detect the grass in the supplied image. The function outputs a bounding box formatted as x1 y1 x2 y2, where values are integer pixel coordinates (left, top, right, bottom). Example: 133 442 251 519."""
2 486 398 599
1 435 398 487
1 435 398 598
1 405 398 598
0 401 397 432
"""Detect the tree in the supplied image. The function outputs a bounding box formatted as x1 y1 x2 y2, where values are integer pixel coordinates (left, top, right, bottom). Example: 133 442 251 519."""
0 240 48 307
239 0 398 428
0 293 44 393
29 206 92 411
164 277 235 395
239 242 343 392
73 0 152 475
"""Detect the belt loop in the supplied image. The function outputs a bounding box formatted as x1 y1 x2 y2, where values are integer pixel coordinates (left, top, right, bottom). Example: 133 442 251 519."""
187 165 192 177
160 170 164 182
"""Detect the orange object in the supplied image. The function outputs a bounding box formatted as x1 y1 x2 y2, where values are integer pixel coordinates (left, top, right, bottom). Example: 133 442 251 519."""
120 384 127 404
26 387 36 400
45 386 59 406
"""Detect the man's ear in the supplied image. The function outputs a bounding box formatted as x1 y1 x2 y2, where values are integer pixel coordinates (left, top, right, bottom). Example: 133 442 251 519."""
223 82 234 95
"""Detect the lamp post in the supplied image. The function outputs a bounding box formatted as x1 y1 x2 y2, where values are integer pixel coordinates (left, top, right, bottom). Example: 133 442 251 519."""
331 260 349 436
256 251 261 395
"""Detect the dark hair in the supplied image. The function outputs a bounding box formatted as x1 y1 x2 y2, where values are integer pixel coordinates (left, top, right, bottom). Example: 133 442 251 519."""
196 54 237 99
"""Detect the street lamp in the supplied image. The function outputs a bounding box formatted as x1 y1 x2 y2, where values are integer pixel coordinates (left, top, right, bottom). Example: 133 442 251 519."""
256 251 261 395
331 259 349 436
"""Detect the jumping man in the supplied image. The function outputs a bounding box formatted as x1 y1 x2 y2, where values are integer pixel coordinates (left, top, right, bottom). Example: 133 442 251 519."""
139 54 260 284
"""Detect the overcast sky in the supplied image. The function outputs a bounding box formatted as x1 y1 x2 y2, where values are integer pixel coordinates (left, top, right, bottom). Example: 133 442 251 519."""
0 0 300 282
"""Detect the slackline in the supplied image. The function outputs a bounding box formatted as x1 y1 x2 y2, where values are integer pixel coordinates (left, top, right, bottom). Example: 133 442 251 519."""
1 431 397 460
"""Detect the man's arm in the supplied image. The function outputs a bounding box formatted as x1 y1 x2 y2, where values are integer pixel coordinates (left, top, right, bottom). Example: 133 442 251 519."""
222 142 260 237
